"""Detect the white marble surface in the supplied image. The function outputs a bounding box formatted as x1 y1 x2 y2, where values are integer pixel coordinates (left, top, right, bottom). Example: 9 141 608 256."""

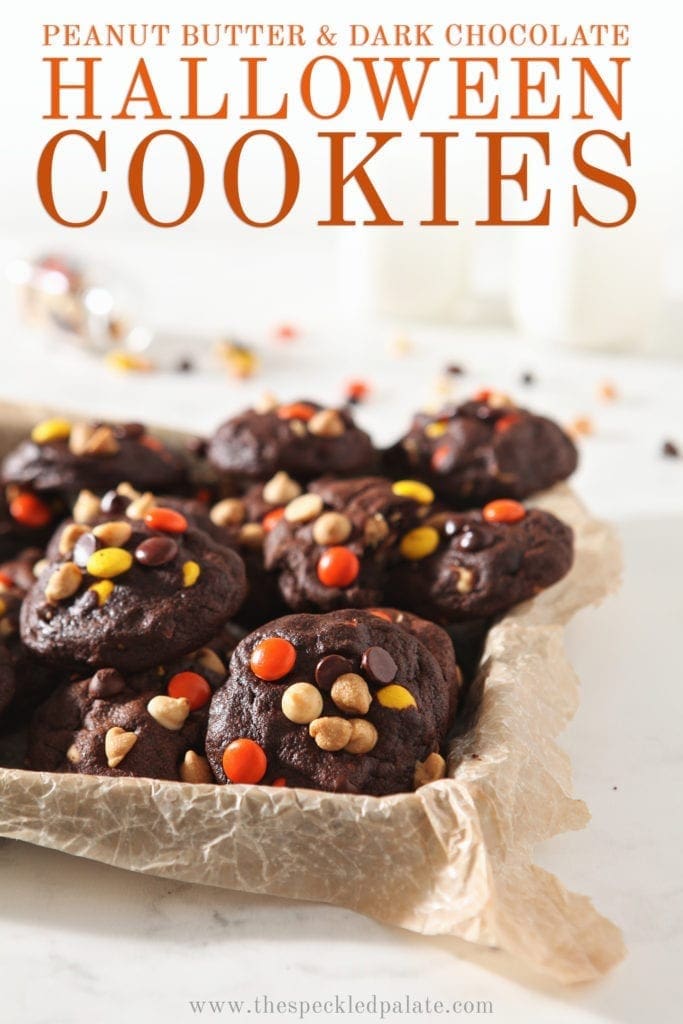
1 311 682 1023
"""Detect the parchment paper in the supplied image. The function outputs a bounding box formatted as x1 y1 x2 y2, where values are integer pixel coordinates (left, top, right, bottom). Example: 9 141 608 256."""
0 402 625 984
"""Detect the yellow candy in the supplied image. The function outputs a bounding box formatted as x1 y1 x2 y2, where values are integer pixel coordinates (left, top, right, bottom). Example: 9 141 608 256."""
376 685 417 710
392 480 435 505
0 598 6 615
31 418 71 445
182 560 201 587
89 580 114 606
87 547 133 579
425 421 447 439
399 526 440 561
105 350 154 374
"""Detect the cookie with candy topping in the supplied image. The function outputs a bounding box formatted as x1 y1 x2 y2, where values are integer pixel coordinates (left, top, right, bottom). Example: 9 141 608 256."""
205 608 456 796
2 417 191 497
26 639 237 779
207 399 377 484
20 504 247 673
385 392 578 507
388 499 574 623
262 476 433 613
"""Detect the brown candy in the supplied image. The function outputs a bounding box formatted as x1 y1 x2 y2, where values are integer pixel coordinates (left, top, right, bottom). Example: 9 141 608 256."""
361 646 397 686
134 536 178 566
315 654 353 690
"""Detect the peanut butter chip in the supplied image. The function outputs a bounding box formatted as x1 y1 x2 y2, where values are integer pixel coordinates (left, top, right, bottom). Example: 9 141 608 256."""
344 719 378 755
238 523 265 549
309 716 353 751
281 682 324 724
307 409 345 438
263 471 302 506
456 567 475 594
312 512 352 546
146 695 191 731
284 493 324 524
104 727 137 769
180 751 214 784
69 422 96 456
330 673 372 715
93 520 133 548
126 492 155 519
82 425 120 456
58 523 88 556
210 498 246 528
363 515 390 546
413 752 447 789
72 489 102 524
45 562 82 603
194 647 226 676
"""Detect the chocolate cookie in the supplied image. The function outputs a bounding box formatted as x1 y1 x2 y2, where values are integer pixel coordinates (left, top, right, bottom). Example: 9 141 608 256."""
2 417 190 497
20 504 247 672
27 641 234 779
205 609 454 795
263 476 433 612
385 392 578 506
207 399 377 484
389 500 574 622
0 643 14 717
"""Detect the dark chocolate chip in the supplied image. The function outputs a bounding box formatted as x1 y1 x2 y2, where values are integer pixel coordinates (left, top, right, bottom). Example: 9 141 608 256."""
445 364 464 376
88 668 126 698
100 490 129 515
134 536 178 566
457 529 483 552
315 654 353 690
186 436 208 458
175 358 195 373
361 646 397 685
662 440 680 458
73 532 100 568
520 371 535 386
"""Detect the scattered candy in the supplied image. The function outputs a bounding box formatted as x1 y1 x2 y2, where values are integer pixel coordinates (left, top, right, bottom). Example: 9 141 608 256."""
272 323 299 342
222 738 267 783
277 402 315 422
662 440 680 458
392 480 434 505
520 371 535 386
315 654 353 690
568 416 594 438
144 507 188 534
86 547 134 579
250 637 296 681
182 560 201 587
105 350 154 373
9 492 52 528
281 682 324 724
425 421 447 439
482 499 526 524
31 418 71 445
445 364 464 376
104 726 137 768
376 684 417 710
146 694 191 731
361 646 398 685
167 671 211 710
216 340 259 379
317 546 360 588
399 526 440 561
597 381 618 402
135 536 178 566
345 379 370 404
262 507 286 533
89 579 115 606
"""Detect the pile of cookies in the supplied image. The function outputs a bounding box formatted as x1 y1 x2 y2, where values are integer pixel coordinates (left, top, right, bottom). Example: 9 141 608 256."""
0 391 578 795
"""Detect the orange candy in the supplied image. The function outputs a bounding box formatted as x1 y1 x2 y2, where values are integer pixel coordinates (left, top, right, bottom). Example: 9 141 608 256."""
250 636 296 681
430 444 452 473
222 738 267 784
262 507 285 532
272 777 287 787
317 546 360 588
139 434 164 452
494 413 522 433
167 671 212 710
9 492 52 528
473 388 492 402
0 571 14 588
345 379 370 402
144 507 188 533
277 402 315 422
482 499 526 524
368 608 393 622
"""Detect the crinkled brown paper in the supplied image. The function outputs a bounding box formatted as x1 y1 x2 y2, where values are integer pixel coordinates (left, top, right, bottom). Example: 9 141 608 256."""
0 402 625 984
